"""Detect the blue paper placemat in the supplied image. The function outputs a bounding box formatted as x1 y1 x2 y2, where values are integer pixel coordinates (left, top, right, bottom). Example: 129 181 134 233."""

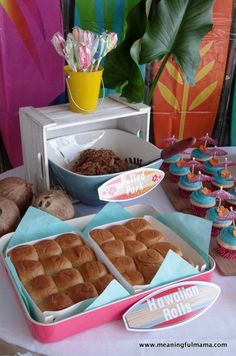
7 207 76 249
157 212 212 266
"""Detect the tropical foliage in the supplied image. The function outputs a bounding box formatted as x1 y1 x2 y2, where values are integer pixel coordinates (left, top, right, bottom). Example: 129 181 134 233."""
103 0 216 104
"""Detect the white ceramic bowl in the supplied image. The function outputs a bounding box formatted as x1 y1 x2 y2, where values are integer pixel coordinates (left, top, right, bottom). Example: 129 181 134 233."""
47 129 163 206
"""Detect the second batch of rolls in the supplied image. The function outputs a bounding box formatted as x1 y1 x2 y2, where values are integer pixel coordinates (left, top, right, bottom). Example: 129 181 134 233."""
8 218 191 312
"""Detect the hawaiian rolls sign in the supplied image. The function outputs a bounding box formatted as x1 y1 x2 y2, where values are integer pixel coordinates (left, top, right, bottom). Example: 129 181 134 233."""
98 169 165 202
123 281 220 331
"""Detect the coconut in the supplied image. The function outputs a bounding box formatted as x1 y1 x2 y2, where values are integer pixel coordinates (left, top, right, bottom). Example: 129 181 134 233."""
33 189 75 220
0 177 33 214
0 196 21 237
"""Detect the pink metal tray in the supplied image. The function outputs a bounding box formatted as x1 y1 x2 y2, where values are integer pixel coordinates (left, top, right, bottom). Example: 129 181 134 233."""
0 205 215 343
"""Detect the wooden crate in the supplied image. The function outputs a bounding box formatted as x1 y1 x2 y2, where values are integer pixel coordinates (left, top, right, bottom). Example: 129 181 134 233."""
19 95 150 194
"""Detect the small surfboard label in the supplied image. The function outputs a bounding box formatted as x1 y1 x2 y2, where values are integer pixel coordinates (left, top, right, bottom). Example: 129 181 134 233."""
123 281 220 331
98 168 165 202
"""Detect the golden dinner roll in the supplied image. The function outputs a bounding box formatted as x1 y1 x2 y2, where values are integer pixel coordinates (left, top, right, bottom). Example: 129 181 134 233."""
53 268 84 292
124 218 152 234
39 292 74 311
42 255 72 275
107 225 136 241
124 240 147 257
152 242 183 257
26 275 58 304
134 248 164 268
134 248 164 283
93 274 114 294
64 245 95 267
89 228 115 245
80 260 107 283
9 244 39 264
34 239 62 260
122 270 145 285
100 240 125 259
142 264 162 284
136 229 165 247
55 233 84 250
15 260 44 284
67 282 98 303
110 256 136 274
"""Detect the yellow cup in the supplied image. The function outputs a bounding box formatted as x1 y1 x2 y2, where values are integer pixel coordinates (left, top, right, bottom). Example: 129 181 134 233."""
64 65 104 114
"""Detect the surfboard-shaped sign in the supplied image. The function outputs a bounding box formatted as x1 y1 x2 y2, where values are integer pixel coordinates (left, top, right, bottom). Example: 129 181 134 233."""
98 168 165 202
123 281 220 331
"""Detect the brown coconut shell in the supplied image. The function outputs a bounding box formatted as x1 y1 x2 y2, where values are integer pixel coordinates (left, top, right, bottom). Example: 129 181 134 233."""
0 177 33 214
0 196 21 237
33 189 75 220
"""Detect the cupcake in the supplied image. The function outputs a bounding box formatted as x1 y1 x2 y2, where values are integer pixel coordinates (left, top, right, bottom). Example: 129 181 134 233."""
191 145 212 162
190 187 216 217
225 187 236 209
161 154 181 171
178 172 202 198
217 225 236 259
203 158 223 176
206 205 232 237
211 169 234 191
169 159 190 183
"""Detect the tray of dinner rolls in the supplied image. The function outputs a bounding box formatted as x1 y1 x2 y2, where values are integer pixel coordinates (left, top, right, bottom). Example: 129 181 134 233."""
6 232 118 323
0 204 215 342
4 215 206 322
88 216 206 293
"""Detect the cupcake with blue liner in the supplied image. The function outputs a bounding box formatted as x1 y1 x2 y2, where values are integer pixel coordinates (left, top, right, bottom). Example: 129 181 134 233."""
225 185 236 209
206 205 232 237
203 158 224 176
178 172 202 198
191 145 212 162
169 158 190 183
203 147 227 175
191 133 217 162
217 209 236 259
190 186 216 217
162 153 181 170
211 169 234 191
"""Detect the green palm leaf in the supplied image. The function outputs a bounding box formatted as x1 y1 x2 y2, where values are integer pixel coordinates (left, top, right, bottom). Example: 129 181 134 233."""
103 0 151 102
139 0 214 84
104 0 215 103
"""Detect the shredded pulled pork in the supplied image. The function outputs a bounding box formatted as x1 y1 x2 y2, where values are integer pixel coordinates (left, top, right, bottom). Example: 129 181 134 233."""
71 148 128 176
